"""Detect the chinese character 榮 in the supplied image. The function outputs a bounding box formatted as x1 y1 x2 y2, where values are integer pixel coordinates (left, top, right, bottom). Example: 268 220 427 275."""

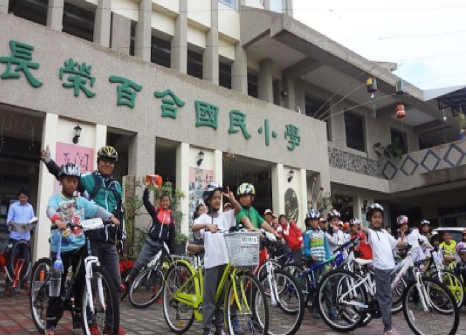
59 58 96 98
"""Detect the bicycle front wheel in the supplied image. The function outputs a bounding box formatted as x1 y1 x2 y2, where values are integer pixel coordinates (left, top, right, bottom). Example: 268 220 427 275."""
226 270 269 335
81 264 120 335
129 267 164 308
403 276 459 335
29 258 50 333
432 270 464 308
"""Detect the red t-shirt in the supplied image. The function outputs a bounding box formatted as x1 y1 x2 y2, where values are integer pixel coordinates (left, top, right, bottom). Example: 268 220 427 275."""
351 232 373 260
281 221 303 252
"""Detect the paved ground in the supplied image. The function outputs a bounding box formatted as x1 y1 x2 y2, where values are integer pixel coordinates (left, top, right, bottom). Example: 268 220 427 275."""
2 289 466 335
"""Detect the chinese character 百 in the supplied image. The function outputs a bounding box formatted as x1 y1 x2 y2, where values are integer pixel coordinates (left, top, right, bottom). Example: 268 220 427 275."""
59 58 95 98
284 124 301 151
0 40 42 88
109 76 142 109
195 101 219 129
258 119 277 146
228 110 251 140
153 89 185 118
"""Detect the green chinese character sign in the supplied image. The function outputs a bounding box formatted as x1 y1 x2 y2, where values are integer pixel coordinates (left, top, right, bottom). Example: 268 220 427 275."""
285 124 300 151
228 110 251 139
109 76 142 109
195 101 218 129
154 89 185 118
59 58 95 98
0 40 42 88
258 119 277 146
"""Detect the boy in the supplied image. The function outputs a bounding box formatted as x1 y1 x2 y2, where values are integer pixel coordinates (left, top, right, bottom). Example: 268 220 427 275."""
325 209 347 257
440 231 457 269
45 163 119 335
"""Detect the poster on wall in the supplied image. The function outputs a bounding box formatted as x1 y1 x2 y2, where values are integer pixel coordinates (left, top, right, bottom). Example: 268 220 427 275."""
188 167 213 230
54 142 94 193
284 188 299 223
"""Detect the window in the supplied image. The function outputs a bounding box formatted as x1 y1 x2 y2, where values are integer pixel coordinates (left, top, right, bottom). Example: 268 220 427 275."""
187 50 203 80
129 22 135 56
247 73 258 98
270 0 284 13
9 0 47 26
151 35 171 68
219 62 232 89
63 2 95 42
305 95 332 141
390 128 408 154
219 0 237 9
344 111 365 152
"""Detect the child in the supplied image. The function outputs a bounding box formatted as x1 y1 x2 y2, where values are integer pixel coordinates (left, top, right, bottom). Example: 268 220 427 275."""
440 231 457 269
46 163 119 335
396 215 432 263
278 214 303 266
455 242 466 282
325 209 347 257
349 218 373 260
361 203 407 336
192 182 241 335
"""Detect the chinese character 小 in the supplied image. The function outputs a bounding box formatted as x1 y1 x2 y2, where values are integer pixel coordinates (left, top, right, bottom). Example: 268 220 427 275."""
109 76 142 109
59 58 96 98
154 89 185 118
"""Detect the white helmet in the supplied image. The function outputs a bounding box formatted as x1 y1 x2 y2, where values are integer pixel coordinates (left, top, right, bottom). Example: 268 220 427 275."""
59 163 81 178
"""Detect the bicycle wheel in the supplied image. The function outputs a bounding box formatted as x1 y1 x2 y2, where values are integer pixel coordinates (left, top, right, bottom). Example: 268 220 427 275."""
81 264 120 335
8 241 30 289
282 263 311 308
316 269 367 332
162 262 195 334
29 258 51 333
432 270 464 308
260 269 304 335
128 267 164 308
225 270 269 335
403 276 459 335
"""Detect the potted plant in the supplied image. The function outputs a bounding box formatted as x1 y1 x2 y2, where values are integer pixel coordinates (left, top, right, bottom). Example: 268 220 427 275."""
174 232 188 255
373 137 405 160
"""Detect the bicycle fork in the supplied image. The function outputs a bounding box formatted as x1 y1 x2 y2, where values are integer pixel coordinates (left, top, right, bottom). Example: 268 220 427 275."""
84 256 105 315
265 261 278 307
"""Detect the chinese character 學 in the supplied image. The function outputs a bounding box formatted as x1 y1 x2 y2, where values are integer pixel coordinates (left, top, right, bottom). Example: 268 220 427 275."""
284 124 300 151
228 110 251 139
59 58 96 98
258 119 277 146
0 40 42 88
109 76 142 109
195 101 219 129
154 89 185 119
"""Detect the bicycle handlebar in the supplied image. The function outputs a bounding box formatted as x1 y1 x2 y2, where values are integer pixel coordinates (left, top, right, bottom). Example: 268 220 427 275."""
332 237 360 254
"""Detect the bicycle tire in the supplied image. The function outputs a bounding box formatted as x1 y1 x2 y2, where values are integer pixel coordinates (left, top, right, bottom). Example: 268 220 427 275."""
29 258 51 333
282 263 312 309
225 270 269 335
402 276 459 335
162 261 195 334
128 267 164 308
260 269 304 335
316 269 367 332
431 270 464 308
8 241 31 287
81 264 120 335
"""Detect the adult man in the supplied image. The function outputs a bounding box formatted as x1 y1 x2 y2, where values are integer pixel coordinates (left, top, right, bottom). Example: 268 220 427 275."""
7 188 35 290
41 145 126 335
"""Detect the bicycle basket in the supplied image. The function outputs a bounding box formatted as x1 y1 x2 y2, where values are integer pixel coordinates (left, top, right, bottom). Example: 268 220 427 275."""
223 231 260 267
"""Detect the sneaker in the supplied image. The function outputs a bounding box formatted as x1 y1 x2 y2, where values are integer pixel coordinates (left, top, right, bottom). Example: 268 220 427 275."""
384 329 400 335
329 309 338 320
203 328 211 335
231 317 245 335
118 326 127 335
90 325 101 335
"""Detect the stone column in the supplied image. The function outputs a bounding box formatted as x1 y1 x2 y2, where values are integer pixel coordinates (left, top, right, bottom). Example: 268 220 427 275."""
263 0 270 10
284 0 293 16
128 133 155 177
34 113 59 260
110 13 131 55
258 58 273 103
171 0 188 73
231 42 248 94
271 163 285 217
203 0 219 84
176 143 190 236
46 0 64 31
298 168 308 230
94 124 107 161
283 78 296 111
94 0 111 47
135 0 151 62
214 149 223 185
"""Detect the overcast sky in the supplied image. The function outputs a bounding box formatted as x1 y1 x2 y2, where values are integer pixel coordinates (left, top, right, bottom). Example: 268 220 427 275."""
292 0 466 91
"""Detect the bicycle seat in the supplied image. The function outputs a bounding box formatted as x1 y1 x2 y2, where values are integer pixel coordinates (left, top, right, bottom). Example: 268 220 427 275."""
187 244 205 255
355 258 373 266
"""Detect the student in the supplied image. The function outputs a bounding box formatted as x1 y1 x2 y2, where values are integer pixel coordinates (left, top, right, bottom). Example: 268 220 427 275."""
325 209 347 257
396 215 432 263
45 163 119 335
279 214 303 265
192 182 241 335
440 231 457 269
361 203 407 336
348 218 373 260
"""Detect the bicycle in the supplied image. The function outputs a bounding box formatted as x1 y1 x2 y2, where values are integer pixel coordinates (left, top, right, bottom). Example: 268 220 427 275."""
316 244 460 334
3 217 38 296
128 241 171 309
162 230 270 335
30 218 120 335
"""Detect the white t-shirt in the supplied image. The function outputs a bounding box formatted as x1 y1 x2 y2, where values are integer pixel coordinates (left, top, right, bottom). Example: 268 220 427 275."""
397 228 427 262
368 228 398 270
193 210 236 269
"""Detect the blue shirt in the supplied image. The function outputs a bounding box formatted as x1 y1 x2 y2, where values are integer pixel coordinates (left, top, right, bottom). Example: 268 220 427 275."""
7 201 35 241
47 194 99 253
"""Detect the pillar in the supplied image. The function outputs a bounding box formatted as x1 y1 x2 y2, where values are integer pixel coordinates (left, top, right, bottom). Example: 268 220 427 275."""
176 143 190 236
203 0 219 84
135 0 151 62
298 168 307 230
232 42 248 94
258 58 273 103
94 124 107 162
284 0 293 17
283 78 296 111
263 0 270 10
46 0 64 31
128 133 155 177
214 149 223 185
171 0 188 73
94 0 111 47
110 13 132 55
271 163 285 217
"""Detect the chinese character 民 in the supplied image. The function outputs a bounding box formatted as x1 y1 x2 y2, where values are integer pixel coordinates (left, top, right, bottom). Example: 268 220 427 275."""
195 101 219 129
228 110 251 139
154 89 185 118
109 76 142 109
284 124 300 151
59 58 96 98
0 40 42 88
258 119 277 146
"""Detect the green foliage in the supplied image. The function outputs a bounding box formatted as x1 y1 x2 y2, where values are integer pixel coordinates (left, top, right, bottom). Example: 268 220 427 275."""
175 232 188 245
373 137 405 160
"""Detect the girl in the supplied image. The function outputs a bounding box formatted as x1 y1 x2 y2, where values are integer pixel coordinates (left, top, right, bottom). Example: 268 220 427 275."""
278 214 303 265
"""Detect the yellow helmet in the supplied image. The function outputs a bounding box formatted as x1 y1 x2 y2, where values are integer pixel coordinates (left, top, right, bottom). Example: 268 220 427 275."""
97 146 118 161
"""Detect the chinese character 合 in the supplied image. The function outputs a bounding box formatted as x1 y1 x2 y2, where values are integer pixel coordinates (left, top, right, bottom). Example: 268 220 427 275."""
258 119 277 146
228 110 251 140
59 58 96 98
285 124 301 151
153 89 185 119
109 76 142 109
0 40 42 88
195 101 219 129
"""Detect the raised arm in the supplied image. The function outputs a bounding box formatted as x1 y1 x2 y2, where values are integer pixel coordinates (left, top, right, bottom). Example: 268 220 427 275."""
143 188 157 219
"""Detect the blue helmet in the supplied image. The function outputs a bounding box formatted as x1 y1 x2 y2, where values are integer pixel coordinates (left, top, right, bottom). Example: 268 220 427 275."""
306 208 320 219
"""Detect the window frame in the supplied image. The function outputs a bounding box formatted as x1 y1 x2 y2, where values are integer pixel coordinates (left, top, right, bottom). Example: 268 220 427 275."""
219 0 237 10
344 110 366 152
